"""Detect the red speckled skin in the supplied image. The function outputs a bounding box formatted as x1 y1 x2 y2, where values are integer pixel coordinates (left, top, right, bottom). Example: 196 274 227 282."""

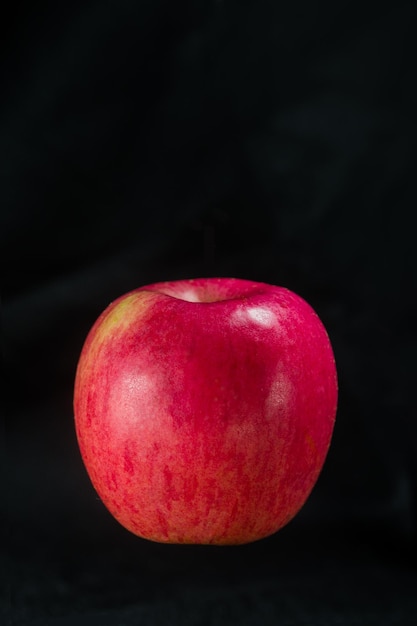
74 278 337 545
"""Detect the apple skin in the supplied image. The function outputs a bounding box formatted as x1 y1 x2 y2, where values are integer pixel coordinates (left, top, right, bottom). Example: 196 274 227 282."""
74 278 337 545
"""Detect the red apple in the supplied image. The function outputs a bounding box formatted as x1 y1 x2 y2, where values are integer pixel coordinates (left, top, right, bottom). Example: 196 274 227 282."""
74 278 337 545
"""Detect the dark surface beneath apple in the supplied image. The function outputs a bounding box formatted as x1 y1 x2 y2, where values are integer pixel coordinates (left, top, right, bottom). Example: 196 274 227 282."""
3 1 417 624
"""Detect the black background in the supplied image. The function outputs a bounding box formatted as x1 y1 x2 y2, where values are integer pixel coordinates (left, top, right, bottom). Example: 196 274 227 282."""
4 1 417 624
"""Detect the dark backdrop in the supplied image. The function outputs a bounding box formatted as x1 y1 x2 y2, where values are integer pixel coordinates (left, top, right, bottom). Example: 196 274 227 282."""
4 2 417 624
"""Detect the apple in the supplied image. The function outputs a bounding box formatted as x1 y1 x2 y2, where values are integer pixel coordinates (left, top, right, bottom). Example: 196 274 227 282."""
74 277 337 545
